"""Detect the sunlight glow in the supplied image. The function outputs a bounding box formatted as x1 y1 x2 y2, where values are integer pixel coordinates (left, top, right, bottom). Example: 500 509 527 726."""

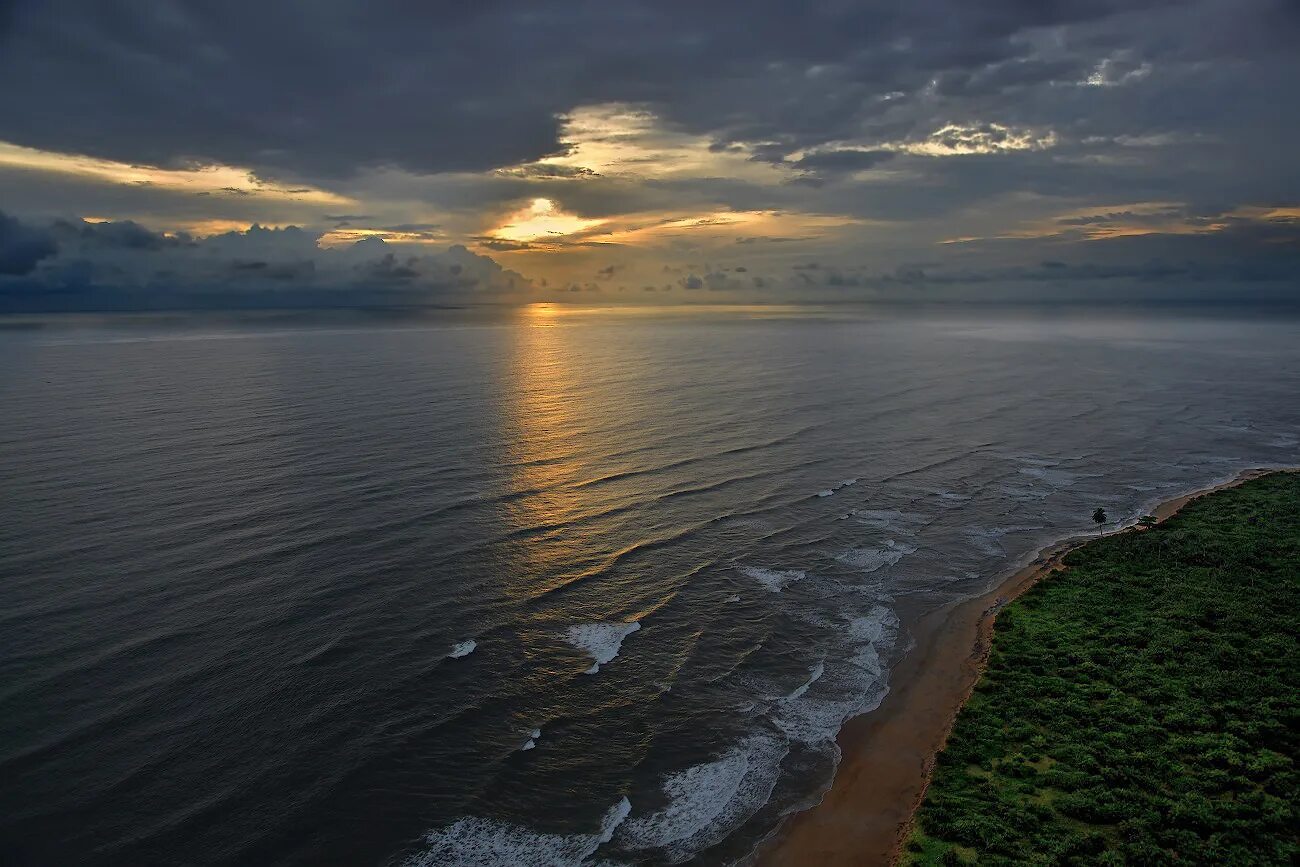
900 123 1057 156
499 103 790 183
0 140 350 204
492 198 606 243
317 227 448 247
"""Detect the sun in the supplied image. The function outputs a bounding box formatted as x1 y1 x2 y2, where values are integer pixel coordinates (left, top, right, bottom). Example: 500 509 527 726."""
492 198 605 243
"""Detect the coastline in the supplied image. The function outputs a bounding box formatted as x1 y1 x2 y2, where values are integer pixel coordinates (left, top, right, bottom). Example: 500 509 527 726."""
752 466 1292 867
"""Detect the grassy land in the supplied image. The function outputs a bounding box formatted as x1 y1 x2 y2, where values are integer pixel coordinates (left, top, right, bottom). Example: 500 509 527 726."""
904 472 1299 866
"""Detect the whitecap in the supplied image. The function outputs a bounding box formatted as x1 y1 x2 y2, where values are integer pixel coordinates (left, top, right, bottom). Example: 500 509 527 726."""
1018 466 1079 487
851 508 924 533
784 660 825 702
834 540 917 572
963 525 1044 557
448 640 477 659
816 489 835 498
521 728 542 751
616 733 786 862
738 566 805 592
566 622 641 674
771 606 898 744
408 797 631 867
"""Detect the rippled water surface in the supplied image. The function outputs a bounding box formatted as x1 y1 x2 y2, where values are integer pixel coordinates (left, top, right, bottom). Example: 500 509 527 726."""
2 307 1297 865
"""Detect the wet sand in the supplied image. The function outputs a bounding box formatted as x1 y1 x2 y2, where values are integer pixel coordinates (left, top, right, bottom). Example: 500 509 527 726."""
753 467 1290 867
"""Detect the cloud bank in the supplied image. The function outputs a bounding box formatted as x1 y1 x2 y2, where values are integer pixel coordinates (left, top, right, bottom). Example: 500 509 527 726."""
0 0 1296 308
0 213 532 312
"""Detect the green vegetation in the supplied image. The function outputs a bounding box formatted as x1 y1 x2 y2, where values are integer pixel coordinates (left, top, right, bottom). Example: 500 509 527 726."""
905 473 1299 866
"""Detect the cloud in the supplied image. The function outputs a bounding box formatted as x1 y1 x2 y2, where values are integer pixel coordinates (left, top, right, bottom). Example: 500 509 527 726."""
0 211 57 275
0 1 1296 304
792 149 896 173
1 0 1292 183
793 215 1300 300
0 211 533 311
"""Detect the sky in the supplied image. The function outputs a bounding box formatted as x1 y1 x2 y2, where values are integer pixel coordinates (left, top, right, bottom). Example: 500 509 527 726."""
0 0 1297 310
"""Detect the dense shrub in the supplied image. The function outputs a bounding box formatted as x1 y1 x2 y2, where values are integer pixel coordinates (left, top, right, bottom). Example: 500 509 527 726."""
905 474 1300 865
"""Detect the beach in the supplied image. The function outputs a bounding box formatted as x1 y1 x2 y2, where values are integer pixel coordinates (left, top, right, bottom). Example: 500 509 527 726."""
754 467 1290 867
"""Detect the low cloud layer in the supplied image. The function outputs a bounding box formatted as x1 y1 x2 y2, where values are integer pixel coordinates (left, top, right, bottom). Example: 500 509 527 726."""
0 213 531 312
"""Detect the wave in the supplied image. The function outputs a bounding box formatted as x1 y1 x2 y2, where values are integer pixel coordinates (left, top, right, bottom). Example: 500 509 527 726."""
569 426 823 492
771 606 898 744
816 478 858 498
738 566 805 593
846 508 925 533
615 733 786 863
612 606 899 861
1018 466 1080 487
783 660 825 703
565 622 641 674
834 540 917 573
408 797 631 867
447 640 477 659
963 524 1045 557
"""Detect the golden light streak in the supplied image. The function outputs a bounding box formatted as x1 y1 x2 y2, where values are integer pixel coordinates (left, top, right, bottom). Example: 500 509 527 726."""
163 218 298 236
941 201 1296 245
492 198 606 243
317 227 449 247
501 103 790 183
898 123 1057 156
0 140 351 204
484 204 863 257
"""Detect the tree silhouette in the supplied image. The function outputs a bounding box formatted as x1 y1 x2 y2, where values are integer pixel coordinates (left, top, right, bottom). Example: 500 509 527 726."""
1092 508 1107 525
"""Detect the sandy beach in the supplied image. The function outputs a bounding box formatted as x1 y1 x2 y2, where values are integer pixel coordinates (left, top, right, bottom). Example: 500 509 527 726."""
753 467 1290 867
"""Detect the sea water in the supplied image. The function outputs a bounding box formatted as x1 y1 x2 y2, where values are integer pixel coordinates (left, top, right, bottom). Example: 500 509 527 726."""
1 306 1296 865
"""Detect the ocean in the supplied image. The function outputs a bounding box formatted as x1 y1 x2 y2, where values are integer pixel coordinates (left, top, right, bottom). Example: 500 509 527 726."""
2 305 1297 866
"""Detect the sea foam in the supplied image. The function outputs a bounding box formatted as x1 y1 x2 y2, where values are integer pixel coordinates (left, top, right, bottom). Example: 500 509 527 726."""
834 540 917 573
738 566 805 592
566 622 641 674
771 605 898 744
784 660 825 702
409 798 631 867
448 640 477 658
616 733 786 862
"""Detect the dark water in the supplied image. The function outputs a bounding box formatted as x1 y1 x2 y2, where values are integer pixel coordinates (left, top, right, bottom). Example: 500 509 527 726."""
2 306 1297 866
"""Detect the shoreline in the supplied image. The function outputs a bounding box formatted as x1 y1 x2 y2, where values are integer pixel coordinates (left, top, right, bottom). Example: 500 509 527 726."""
752 466 1292 867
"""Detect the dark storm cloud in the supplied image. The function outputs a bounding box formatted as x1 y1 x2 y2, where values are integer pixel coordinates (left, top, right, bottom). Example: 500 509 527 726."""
794 216 1300 301
54 217 187 251
0 0 1297 304
792 149 896 173
0 0 1292 183
0 210 57 275
0 211 531 312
